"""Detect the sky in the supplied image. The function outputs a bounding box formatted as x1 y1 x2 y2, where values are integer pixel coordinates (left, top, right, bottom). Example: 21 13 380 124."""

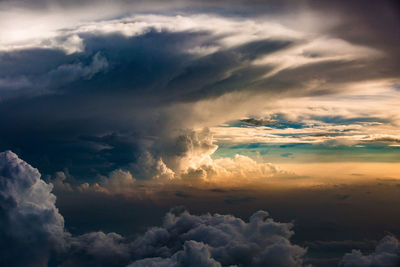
0 0 399 266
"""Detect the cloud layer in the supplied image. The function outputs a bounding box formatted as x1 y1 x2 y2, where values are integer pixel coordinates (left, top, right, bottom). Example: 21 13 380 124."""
0 150 308 267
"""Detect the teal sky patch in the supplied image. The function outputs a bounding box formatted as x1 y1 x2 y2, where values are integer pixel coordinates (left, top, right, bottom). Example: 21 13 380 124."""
212 142 400 163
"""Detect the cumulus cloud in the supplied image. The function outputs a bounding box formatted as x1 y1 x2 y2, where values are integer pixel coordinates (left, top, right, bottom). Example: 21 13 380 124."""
0 150 309 266
55 151 289 196
93 169 137 194
157 128 218 173
62 232 132 267
127 208 307 267
340 235 400 267
180 154 285 186
128 240 222 267
0 151 66 266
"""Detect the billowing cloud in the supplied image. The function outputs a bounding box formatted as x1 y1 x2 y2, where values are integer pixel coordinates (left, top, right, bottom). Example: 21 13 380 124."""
0 150 307 266
0 151 66 266
128 240 222 267
340 235 400 267
128 207 307 267
62 232 132 267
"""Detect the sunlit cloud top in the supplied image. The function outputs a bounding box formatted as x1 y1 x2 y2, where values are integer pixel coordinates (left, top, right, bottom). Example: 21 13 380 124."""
0 0 398 185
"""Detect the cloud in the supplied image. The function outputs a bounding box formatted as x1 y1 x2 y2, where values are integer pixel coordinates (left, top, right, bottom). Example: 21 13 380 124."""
45 52 108 84
212 84 400 147
0 2 398 188
340 235 400 267
127 207 307 267
121 153 286 191
62 232 131 267
240 118 277 126
2 150 400 266
0 150 66 266
0 51 108 99
0 1 399 265
54 152 289 199
0 150 308 266
364 136 400 144
128 241 222 267
95 169 137 194
201 154 284 182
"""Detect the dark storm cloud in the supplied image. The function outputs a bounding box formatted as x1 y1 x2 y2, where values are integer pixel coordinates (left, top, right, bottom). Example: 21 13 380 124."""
0 151 309 267
0 0 398 182
0 32 194 176
0 28 292 179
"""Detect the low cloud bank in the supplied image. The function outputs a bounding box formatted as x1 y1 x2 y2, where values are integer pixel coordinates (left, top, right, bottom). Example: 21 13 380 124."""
0 150 305 267
340 235 400 267
1 150 399 267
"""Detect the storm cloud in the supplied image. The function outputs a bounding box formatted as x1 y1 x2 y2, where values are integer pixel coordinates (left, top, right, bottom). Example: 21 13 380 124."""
0 0 398 182
0 1 399 265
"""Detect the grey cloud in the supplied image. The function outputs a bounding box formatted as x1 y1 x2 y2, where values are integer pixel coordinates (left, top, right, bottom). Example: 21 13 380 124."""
240 118 276 126
340 235 400 267
0 52 108 99
129 241 222 267
45 52 108 87
0 150 308 267
128 208 307 267
0 151 66 267
61 232 131 267
0 29 233 179
2 150 399 267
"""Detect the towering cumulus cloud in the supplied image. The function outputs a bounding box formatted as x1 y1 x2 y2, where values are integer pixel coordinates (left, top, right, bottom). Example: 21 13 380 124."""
0 150 307 266
0 151 65 266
